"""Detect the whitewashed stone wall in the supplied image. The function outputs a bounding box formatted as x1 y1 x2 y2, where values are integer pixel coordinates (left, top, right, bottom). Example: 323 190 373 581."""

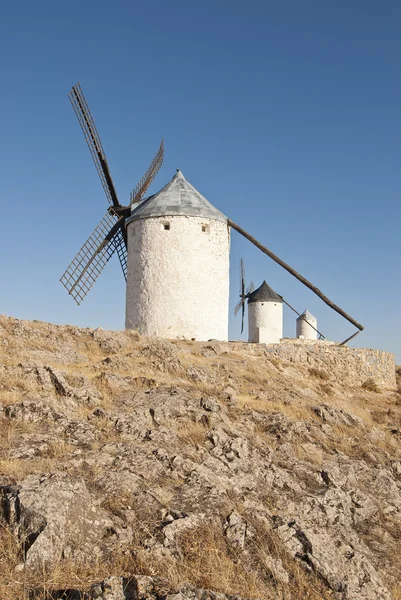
264 340 396 389
248 302 283 344
125 216 230 341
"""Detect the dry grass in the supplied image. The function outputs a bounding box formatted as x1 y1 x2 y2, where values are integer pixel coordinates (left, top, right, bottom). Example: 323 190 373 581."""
90 370 160 408
159 523 271 597
0 518 23 600
324 422 362 457
39 441 77 460
0 491 333 600
356 509 401 600
0 317 399 599
0 458 55 481
325 395 373 428
309 368 330 381
253 422 281 452
0 372 39 405
136 520 333 600
0 418 41 456
0 520 136 600
236 393 318 424
102 491 165 548
62 459 106 484
245 517 333 600
393 585 401 600
294 443 325 468
320 383 334 396
266 357 282 369
0 389 26 406
174 419 209 448
0 418 75 482
361 378 380 393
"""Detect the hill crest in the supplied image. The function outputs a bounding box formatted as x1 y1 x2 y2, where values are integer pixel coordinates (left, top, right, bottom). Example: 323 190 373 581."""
0 315 400 600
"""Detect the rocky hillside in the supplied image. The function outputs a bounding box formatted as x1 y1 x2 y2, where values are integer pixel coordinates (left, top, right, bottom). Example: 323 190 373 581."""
0 315 400 600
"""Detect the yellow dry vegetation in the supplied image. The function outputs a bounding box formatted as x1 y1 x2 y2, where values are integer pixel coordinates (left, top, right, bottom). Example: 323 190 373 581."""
0 316 400 599
0 515 333 600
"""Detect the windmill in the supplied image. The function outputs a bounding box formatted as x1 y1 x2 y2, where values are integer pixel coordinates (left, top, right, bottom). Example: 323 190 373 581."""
234 259 254 333
60 83 164 305
59 85 363 345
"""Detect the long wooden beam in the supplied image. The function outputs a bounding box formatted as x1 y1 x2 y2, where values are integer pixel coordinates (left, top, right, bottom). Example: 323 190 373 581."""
227 218 364 332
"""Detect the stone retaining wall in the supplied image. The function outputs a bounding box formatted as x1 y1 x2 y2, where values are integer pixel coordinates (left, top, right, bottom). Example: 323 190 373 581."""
264 340 396 389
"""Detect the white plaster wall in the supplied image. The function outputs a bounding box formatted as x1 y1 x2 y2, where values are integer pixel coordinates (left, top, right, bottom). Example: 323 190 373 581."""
296 316 318 340
125 216 230 341
248 301 283 344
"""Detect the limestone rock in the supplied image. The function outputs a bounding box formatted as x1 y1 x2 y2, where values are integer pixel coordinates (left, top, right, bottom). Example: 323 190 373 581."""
1 474 128 569
40 575 251 599
0 315 399 600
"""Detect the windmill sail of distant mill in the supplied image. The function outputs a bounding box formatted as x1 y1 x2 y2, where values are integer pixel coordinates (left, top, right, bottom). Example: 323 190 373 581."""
234 258 325 343
60 84 363 345
234 259 254 334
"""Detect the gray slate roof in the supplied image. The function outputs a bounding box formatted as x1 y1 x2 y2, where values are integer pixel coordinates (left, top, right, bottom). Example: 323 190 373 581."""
296 309 316 322
248 281 283 304
126 170 227 225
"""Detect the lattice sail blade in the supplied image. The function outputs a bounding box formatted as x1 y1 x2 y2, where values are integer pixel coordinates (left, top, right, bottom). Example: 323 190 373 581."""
240 258 245 296
69 83 119 206
60 211 120 304
234 298 245 316
246 281 255 295
241 302 245 334
113 227 128 281
130 139 164 204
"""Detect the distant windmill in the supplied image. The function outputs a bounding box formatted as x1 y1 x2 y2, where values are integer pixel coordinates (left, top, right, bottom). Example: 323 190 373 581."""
234 259 254 333
234 259 325 343
60 83 164 304
234 259 283 343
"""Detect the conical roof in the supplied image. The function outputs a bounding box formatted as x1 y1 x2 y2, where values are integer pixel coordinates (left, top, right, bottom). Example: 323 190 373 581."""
248 281 283 304
126 170 227 225
296 309 316 322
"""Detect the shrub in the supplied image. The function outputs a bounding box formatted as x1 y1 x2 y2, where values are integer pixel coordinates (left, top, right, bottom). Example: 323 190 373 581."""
309 368 330 381
361 378 380 393
320 383 334 396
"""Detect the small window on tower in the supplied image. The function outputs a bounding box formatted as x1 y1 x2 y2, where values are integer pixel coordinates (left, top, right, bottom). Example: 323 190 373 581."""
163 222 170 231
201 224 210 233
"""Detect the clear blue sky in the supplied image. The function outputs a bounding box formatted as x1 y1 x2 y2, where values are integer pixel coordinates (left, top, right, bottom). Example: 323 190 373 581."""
1 1 400 360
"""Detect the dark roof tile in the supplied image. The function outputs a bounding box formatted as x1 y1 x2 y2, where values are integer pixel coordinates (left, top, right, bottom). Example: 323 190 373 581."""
248 281 283 304
126 170 227 225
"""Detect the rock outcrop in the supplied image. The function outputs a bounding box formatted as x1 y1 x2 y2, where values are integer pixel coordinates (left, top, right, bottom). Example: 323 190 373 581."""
0 315 400 600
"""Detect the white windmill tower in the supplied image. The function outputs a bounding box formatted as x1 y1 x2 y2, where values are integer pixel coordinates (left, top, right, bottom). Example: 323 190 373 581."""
125 170 230 340
296 310 318 340
247 281 283 343
234 260 283 344
59 85 230 342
